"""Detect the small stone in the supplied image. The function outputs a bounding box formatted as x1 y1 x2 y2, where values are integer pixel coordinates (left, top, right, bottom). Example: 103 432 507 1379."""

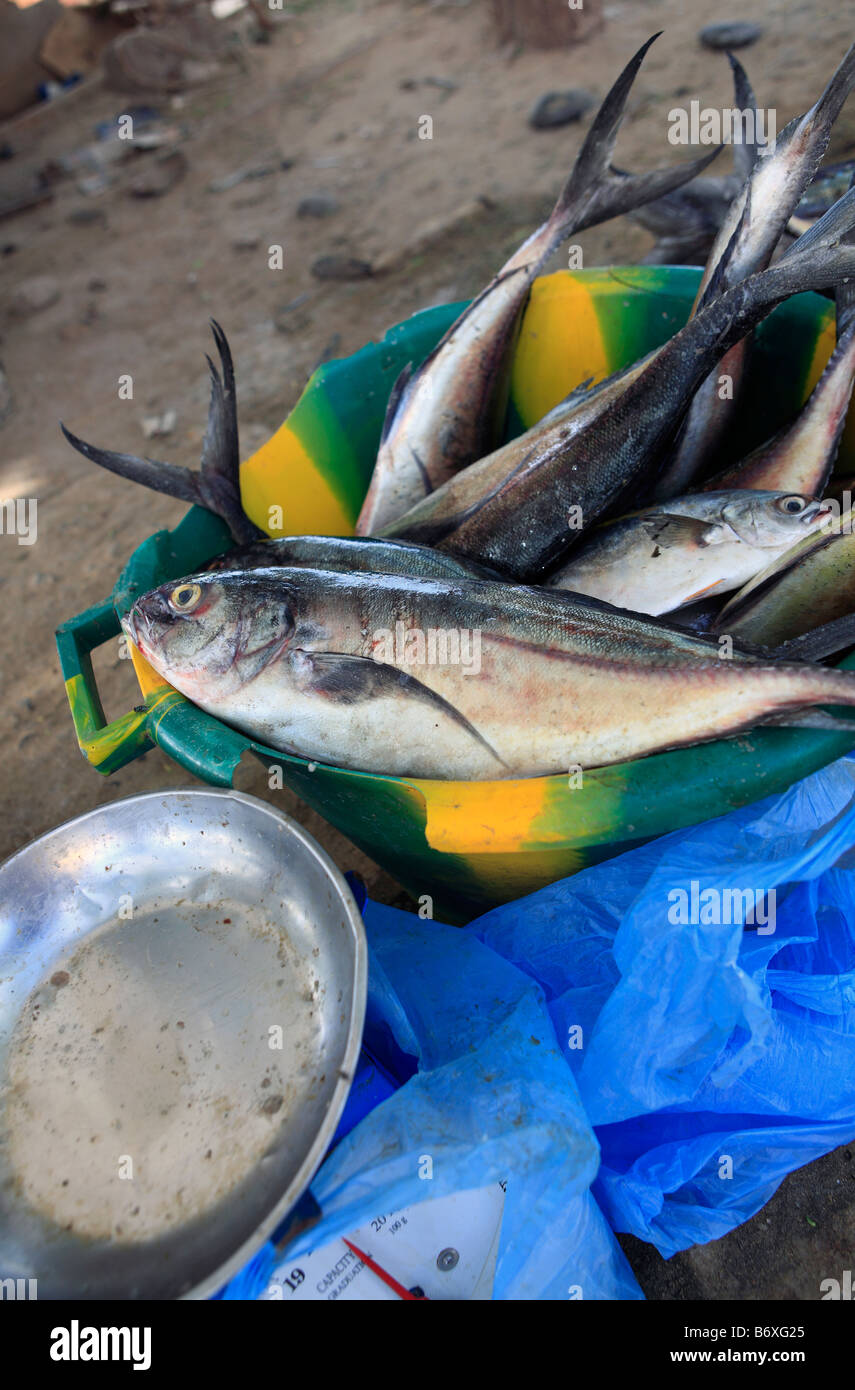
129 150 187 199
141 409 177 439
273 292 313 334
9 276 61 317
699 22 763 50
231 234 261 252
207 158 293 194
67 207 107 226
529 89 596 130
311 254 372 281
297 193 339 219
88 278 108 292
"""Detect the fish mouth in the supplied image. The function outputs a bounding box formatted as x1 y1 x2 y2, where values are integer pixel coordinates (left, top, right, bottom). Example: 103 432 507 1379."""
806 501 833 526
121 609 146 657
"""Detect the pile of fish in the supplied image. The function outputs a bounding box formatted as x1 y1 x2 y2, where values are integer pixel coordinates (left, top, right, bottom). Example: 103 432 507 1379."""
64 34 855 782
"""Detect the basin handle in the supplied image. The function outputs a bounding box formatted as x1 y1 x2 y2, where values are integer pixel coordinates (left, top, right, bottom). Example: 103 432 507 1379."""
55 597 254 782
55 599 159 775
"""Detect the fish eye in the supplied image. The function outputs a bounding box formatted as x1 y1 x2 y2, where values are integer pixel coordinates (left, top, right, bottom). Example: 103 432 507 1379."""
168 583 202 612
778 495 807 514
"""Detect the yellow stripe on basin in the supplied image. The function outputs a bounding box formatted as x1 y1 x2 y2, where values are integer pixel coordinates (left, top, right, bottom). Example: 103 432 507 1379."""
511 274 610 427
239 423 354 537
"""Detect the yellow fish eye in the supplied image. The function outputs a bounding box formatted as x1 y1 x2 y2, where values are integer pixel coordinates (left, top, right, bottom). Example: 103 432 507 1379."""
778 495 807 515
169 582 202 612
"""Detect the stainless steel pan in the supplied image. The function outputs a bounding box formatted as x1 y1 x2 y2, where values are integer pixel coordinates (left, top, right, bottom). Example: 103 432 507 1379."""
0 789 366 1299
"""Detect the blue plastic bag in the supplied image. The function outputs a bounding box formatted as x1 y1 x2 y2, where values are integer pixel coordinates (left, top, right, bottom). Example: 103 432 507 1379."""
247 753 855 1298
284 904 642 1299
474 753 855 1259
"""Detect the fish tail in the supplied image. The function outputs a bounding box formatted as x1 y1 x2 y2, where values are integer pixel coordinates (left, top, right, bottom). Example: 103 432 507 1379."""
60 324 264 546
794 42 855 168
543 32 721 248
726 51 759 186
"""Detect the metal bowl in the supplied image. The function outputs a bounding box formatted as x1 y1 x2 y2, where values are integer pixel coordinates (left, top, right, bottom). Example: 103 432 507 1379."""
0 789 366 1299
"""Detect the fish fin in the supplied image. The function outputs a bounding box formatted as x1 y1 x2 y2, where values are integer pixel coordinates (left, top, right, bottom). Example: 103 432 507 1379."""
199 321 263 545
683 579 727 602
60 423 204 507
297 651 508 767
780 183 855 264
761 708 855 733
726 51 759 185
772 614 855 664
547 33 722 241
379 362 414 444
640 514 729 548
61 323 263 546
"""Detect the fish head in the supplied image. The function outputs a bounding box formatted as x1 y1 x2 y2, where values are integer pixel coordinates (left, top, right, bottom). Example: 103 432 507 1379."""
122 570 296 702
718 491 832 548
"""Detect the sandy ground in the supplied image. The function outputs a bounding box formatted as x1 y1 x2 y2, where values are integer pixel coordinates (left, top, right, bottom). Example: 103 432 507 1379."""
1 0 854 1299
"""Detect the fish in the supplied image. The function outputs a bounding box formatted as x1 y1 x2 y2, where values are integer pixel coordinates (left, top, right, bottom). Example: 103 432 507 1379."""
383 191 855 580
706 233 855 495
122 566 855 780
354 33 721 536
203 533 502 580
653 42 855 500
705 321 855 496
547 490 831 615
378 351 654 546
714 507 855 648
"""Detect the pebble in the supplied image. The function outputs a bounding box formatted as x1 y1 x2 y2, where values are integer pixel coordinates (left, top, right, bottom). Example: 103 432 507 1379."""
67 207 107 226
311 255 372 281
297 193 339 219
9 276 61 317
208 158 293 194
129 150 187 199
699 22 763 50
231 234 261 252
273 292 313 335
529 89 596 130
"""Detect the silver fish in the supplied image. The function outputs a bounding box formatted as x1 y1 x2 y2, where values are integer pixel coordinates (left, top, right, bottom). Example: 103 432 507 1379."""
707 245 855 496
124 566 855 781
549 490 831 615
654 42 855 499
385 194 855 579
355 33 720 535
714 506 855 648
203 533 501 580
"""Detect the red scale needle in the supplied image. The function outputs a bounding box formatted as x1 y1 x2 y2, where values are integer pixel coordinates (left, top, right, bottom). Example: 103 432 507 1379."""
343 1238 430 1300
